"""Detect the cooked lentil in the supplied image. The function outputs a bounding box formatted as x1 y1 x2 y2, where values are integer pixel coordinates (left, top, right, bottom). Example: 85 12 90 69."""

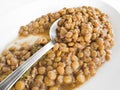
0 6 114 90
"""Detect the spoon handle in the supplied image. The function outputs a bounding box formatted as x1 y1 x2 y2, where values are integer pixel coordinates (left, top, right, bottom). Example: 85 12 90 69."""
0 41 54 90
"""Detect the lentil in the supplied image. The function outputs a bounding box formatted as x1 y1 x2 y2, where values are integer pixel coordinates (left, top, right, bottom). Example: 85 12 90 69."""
15 81 25 90
0 6 114 90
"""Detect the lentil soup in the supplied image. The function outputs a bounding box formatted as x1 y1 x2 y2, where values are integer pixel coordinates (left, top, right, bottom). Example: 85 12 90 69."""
0 6 114 90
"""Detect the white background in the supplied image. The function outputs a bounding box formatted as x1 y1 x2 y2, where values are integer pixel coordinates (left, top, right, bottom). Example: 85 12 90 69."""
0 0 120 16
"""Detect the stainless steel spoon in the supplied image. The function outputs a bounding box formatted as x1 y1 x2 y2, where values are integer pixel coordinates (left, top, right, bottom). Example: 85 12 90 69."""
0 18 60 90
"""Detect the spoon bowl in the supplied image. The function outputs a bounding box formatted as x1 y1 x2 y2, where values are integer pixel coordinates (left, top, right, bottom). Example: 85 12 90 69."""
50 18 60 42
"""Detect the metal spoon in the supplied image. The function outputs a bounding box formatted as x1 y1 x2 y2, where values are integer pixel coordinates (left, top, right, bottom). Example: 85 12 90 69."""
0 18 60 90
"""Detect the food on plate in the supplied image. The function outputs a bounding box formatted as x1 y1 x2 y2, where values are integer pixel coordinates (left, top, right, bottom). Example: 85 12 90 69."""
0 6 114 90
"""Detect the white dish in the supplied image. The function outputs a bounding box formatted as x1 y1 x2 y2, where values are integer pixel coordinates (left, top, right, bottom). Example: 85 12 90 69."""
0 0 120 90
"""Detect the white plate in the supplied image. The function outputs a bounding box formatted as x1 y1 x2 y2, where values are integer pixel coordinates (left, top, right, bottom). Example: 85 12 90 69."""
0 0 120 90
